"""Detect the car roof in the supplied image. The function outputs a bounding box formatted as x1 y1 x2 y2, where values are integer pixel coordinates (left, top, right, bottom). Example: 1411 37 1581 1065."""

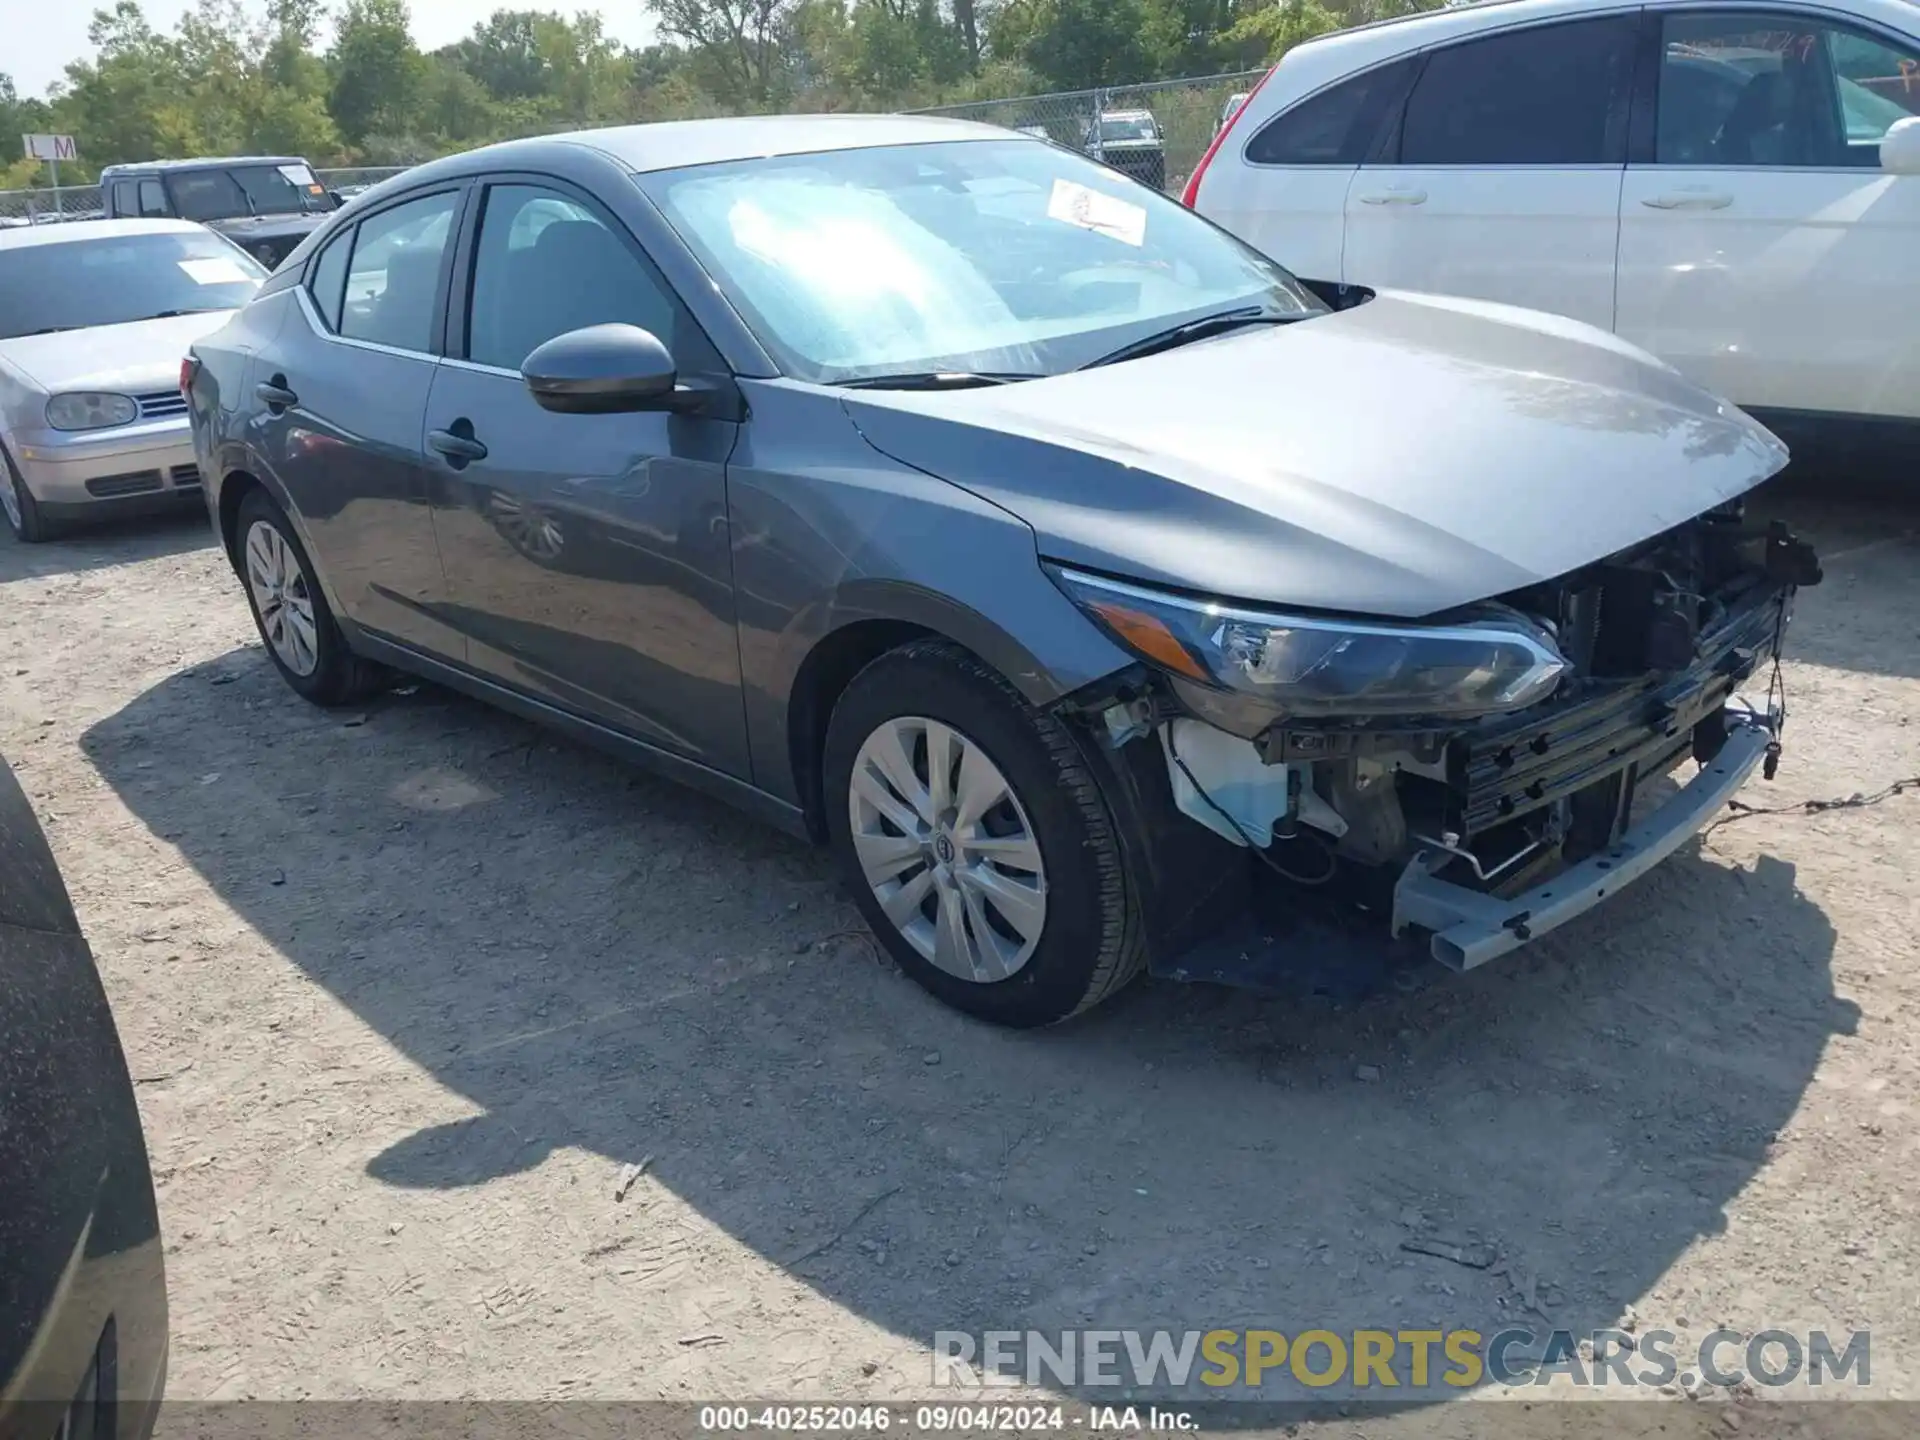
386 114 1025 188
99 156 309 175
0 217 206 250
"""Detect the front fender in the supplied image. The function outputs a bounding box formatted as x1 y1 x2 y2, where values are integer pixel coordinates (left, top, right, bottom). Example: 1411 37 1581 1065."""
727 380 1134 807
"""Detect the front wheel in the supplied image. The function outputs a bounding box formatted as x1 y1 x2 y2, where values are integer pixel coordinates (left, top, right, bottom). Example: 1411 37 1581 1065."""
823 640 1144 1027
2 446 52 543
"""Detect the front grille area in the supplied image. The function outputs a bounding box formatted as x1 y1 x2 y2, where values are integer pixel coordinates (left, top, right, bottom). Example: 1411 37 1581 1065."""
170 463 201 490
1454 583 1785 838
85 470 164 499
135 390 188 421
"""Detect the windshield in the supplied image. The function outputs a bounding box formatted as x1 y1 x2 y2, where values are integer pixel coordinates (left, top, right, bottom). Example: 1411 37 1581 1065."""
641 138 1322 385
167 163 333 221
1099 116 1159 142
0 230 265 339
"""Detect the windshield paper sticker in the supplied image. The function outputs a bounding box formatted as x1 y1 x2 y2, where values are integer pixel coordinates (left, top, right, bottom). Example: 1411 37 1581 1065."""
277 163 318 187
1046 180 1146 247
179 257 251 285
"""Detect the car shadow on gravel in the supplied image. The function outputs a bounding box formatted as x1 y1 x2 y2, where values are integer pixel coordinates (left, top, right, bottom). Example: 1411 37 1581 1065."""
82 654 1854 1408
0 507 212 582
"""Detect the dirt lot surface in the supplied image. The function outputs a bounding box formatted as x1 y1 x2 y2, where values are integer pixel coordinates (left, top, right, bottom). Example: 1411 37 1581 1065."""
3 481 1917 1431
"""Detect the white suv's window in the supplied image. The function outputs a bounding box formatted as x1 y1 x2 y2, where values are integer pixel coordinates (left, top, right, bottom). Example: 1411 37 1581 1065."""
1398 17 1637 165
1245 59 1415 165
1655 14 1919 167
1825 28 1920 161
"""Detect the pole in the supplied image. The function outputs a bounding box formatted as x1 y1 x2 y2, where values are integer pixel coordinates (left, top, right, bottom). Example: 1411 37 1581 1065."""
49 154 60 221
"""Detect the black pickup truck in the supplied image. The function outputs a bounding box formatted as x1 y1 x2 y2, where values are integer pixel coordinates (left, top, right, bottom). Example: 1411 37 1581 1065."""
98 156 341 268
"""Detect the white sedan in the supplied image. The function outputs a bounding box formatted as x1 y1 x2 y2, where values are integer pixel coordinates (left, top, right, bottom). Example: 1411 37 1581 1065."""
1186 0 1920 449
0 219 265 542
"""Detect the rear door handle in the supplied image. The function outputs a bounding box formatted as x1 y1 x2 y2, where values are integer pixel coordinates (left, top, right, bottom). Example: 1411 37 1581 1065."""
428 426 489 467
1641 189 1734 210
255 378 297 410
1356 188 1427 205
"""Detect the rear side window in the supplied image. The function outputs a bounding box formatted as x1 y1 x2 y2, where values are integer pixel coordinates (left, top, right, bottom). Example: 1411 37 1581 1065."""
339 190 459 354
137 179 168 217
110 181 137 216
1399 17 1638 165
1247 59 1416 165
307 227 352 331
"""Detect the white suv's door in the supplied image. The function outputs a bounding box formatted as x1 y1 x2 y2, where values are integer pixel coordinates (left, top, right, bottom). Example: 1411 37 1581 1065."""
1616 10 1920 420
1341 14 1639 330
1198 58 1418 284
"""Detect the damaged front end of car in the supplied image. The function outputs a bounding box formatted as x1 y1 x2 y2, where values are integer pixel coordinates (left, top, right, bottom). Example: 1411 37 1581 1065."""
1048 499 1823 995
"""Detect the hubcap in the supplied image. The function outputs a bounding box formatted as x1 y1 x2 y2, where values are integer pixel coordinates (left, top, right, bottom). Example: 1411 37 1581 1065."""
244 519 320 677
848 716 1048 983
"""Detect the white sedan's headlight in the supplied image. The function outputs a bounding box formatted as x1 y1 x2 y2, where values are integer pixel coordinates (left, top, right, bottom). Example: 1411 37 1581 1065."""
46 392 139 432
1054 567 1569 721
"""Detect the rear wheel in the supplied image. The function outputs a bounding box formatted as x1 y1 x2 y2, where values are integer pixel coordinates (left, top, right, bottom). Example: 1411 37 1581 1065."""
823 640 1144 1027
235 488 382 706
2 447 52 543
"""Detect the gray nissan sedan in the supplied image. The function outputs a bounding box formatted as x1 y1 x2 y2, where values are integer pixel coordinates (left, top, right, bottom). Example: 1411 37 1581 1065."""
186 115 1821 1027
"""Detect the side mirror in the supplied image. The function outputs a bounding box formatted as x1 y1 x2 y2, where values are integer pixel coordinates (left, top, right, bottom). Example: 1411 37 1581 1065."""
522 323 702 415
1881 116 1920 176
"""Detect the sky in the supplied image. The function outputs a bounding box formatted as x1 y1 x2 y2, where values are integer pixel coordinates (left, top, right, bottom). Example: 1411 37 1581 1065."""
0 0 661 100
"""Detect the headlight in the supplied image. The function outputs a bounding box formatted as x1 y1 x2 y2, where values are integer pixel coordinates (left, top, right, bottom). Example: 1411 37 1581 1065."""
46 392 138 432
1053 568 1568 720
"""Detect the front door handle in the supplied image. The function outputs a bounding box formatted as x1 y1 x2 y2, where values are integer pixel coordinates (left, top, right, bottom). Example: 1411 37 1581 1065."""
1641 189 1734 210
1356 187 1427 205
255 377 297 410
428 423 488 468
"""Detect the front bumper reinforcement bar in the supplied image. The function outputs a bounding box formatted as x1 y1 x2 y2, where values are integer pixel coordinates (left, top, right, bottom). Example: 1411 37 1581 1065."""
1391 718 1773 971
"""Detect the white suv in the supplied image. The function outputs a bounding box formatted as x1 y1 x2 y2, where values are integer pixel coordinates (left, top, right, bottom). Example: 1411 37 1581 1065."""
1185 0 1920 446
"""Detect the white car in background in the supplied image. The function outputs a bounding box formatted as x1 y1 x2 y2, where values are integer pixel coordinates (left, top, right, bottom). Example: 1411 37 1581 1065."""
0 219 265 542
1185 0 1920 453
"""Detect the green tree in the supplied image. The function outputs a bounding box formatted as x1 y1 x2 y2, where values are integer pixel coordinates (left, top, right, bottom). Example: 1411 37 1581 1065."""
1000 0 1154 89
328 0 427 147
646 0 803 107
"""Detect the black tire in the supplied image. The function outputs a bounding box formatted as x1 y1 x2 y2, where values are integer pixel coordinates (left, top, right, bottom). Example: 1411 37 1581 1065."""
234 488 384 707
2 445 53 543
823 639 1144 1027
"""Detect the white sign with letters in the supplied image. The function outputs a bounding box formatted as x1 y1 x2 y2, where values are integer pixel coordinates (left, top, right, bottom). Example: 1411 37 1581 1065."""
22 134 78 162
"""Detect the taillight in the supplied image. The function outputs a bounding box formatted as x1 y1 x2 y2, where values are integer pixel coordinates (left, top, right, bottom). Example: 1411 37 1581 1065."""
1181 65 1278 209
180 355 199 396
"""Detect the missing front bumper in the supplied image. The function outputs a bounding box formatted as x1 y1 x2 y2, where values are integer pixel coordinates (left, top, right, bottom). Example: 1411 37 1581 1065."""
1390 719 1774 971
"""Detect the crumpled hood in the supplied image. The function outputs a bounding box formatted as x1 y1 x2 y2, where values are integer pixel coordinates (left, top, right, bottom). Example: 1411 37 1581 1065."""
842 290 1789 618
0 311 237 393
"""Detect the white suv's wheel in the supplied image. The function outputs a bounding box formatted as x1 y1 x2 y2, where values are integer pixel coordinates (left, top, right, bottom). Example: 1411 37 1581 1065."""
824 640 1144 1027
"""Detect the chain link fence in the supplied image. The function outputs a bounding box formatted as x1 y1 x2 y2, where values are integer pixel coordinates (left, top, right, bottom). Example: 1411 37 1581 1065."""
0 184 104 225
912 69 1268 195
0 68 1268 222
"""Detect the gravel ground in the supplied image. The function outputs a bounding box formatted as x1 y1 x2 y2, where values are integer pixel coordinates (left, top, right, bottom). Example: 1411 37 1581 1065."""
2 479 1916 1434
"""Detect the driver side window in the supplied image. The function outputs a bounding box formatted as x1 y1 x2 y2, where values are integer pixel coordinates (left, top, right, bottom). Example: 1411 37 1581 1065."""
465 183 683 372
1654 13 1920 167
